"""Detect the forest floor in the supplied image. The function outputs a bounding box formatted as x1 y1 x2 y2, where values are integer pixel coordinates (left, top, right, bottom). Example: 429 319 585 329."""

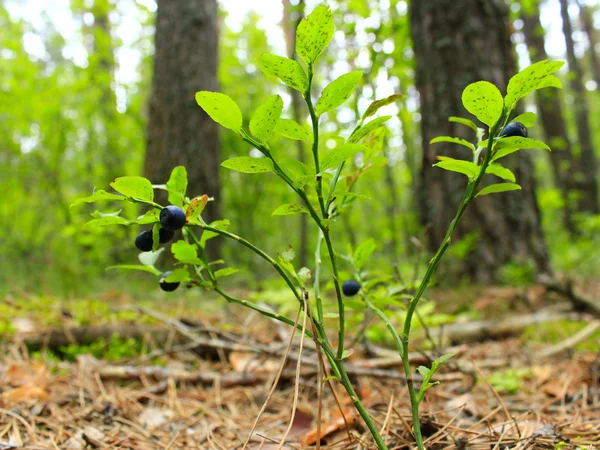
0 281 599 449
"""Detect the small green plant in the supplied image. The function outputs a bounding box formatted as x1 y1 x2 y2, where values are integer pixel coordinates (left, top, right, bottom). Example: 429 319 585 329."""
72 4 563 448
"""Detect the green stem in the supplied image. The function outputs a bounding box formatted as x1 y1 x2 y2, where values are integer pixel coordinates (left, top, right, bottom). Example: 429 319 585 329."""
305 64 327 218
314 230 324 322
398 121 501 450
187 223 303 305
320 341 389 449
321 230 345 359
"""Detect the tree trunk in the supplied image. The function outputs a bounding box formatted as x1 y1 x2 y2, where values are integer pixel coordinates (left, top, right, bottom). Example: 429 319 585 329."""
409 0 552 282
521 5 579 234
145 0 221 238
576 0 600 86
559 0 599 214
282 0 309 269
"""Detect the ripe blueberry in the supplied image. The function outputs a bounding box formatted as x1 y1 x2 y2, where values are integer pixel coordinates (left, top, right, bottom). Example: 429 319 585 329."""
135 230 154 252
160 205 187 231
342 280 361 297
159 271 180 292
500 122 528 138
135 228 175 252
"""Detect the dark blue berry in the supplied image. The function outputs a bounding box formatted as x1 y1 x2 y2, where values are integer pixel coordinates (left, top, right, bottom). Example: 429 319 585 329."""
158 228 175 244
342 280 361 297
159 271 180 292
135 231 154 252
500 122 528 138
160 205 187 231
135 229 175 252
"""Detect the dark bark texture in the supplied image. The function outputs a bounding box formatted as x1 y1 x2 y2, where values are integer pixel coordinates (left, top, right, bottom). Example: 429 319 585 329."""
559 0 599 214
409 0 551 281
145 0 221 228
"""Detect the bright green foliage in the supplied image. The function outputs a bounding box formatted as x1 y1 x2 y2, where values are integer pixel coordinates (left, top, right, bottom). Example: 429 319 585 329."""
476 183 522 197
278 159 316 188
416 353 455 403
221 156 274 173
485 163 516 182
504 60 564 109
195 91 243 133
171 241 203 265
257 55 308 92
84 216 132 228
349 116 392 144
361 94 406 121
274 119 313 143
110 177 154 202
353 239 376 270
106 264 160 276
272 203 309 215
448 116 479 133
249 95 284 142
164 268 190 283
166 166 188 207
430 136 475 153
295 4 334 64
461 81 504 128
320 144 366 171
315 71 363 116
492 137 550 161
510 112 536 127
434 158 479 180
70 190 125 208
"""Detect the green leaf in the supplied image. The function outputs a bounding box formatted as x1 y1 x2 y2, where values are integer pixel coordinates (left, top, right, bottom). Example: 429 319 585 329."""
354 238 376 270
430 136 475 153
434 158 480 180
505 60 564 108
171 241 203 265
485 163 516 182
215 268 239 278
151 223 160 252
110 176 154 202
221 156 274 173
320 144 366 171
106 265 160 276
257 54 308 92
476 183 522 197
348 116 391 144
461 81 504 128
296 4 334 64
272 203 309 215
510 112 536 127
139 248 164 266
136 208 160 225
315 71 363 117
491 137 550 161
166 166 187 207
448 116 478 133
417 366 430 377
278 158 315 188
201 220 230 245
70 190 125 208
250 95 284 142
186 195 209 223
195 91 243 133
361 94 406 121
274 118 312 143
164 268 190 283
84 216 132 228
435 353 456 365
340 349 353 360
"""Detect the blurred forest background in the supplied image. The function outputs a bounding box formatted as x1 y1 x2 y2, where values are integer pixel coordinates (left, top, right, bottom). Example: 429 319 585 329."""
1 0 599 297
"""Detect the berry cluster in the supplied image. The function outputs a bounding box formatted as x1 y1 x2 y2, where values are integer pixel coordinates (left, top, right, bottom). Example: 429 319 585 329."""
135 205 187 292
